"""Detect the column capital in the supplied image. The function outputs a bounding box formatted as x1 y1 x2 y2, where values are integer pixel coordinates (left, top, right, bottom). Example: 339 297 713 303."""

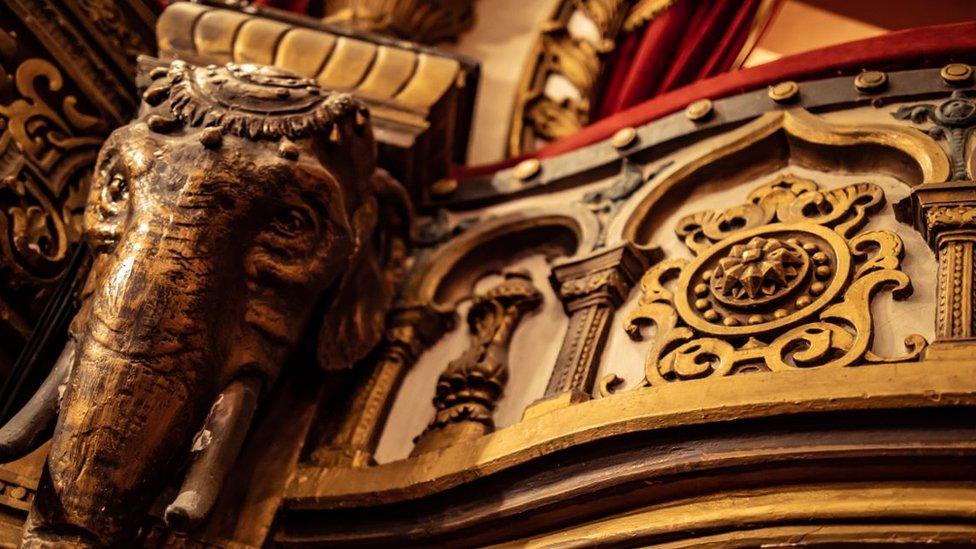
904 181 976 247
550 242 660 311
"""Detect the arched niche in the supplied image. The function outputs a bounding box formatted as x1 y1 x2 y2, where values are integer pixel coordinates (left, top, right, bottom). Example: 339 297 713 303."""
372 210 594 463
620 108 950 247
402 208 597 307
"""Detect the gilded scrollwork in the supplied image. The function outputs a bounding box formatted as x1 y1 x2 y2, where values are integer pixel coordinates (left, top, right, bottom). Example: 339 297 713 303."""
604 175 926 392
509 0 679 155
925 205 976 231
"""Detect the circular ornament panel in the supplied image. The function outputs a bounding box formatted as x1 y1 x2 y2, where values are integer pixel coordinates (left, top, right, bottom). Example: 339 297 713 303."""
674 223 850 336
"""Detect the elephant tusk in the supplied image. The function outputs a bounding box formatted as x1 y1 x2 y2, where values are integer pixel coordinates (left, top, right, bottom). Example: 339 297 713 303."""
0 339 75 462
164 374 261 532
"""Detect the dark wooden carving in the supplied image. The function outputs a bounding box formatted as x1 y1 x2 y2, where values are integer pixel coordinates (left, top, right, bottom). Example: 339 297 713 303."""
412 270 542 455
311 302 455 467
0 58 410 547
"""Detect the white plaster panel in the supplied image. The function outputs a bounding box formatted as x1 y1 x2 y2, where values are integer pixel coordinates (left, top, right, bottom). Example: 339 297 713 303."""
441 0 557 164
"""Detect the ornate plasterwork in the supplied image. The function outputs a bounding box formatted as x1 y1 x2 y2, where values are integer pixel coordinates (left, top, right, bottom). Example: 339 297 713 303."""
583 160 671 248
604 176 926 391
926 204 976 231
507 0 781 156
0 26 105 343
509 0 649 155
892 91 976 181
413 270 542 454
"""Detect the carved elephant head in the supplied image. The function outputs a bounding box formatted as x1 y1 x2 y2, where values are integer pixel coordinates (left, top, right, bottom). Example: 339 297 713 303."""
0 60 410 546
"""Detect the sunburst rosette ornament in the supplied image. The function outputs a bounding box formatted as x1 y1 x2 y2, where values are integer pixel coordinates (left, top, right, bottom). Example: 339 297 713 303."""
602 175 927 395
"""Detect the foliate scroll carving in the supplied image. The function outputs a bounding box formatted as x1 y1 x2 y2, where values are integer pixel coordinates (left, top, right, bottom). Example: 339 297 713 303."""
559 268 629 302
509 0 675 155
892 91 975 181
583 160 671 248
603 176 926 392
926 205 976 231
413 271 542 455
0 23 107 353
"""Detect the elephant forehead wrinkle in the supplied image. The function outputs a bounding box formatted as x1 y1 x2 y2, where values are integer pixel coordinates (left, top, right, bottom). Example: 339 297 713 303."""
87 316 205 362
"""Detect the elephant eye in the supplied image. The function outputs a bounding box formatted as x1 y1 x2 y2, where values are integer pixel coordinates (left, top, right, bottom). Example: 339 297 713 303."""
270 207 314 239
98 174 129 217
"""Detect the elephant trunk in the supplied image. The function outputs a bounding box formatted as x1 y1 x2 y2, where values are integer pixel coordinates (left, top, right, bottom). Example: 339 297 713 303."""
23 239 221 546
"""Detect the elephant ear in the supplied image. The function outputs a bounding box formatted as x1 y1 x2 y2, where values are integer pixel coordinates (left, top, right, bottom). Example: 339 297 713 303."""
316 169 412 371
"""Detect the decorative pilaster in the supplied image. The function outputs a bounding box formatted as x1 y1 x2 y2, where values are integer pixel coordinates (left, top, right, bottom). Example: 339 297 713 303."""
311 303 454 467
906 182 976 354
894 94 976 353
412 270 542 455
524 243 656 417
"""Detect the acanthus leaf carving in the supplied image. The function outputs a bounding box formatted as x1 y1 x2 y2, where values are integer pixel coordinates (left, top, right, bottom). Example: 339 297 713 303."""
0 24 107 346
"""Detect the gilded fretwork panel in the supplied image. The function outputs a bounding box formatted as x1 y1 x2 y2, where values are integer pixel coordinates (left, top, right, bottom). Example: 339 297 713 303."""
279 68 976 547
603 175 926 392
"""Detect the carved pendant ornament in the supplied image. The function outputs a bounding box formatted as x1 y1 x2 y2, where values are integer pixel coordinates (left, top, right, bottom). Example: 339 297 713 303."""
604 176 926 392
413 270 542 454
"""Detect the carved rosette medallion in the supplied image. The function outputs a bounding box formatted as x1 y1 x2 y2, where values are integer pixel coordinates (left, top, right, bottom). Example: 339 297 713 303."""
605 176 926 391
675 224 849 335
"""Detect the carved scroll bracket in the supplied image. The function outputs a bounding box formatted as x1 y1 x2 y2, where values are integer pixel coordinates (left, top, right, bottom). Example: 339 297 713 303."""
311 302 455 467
524 242 658 418
892 91 975 182
412 270 542 455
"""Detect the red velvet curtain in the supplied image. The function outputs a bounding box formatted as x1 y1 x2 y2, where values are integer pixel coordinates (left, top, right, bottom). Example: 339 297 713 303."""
597 0 776 119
